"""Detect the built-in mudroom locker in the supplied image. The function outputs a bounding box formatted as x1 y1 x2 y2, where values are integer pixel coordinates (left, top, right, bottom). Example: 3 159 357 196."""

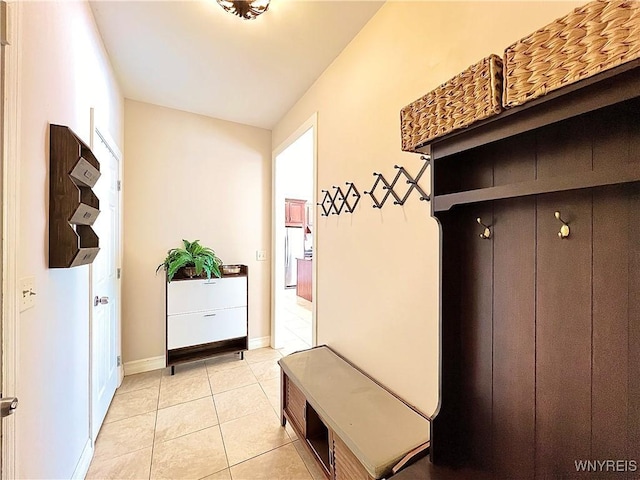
423 64 640 478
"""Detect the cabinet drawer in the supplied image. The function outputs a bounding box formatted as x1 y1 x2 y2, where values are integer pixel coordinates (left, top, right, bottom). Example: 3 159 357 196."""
168 277 247 315
168 307 247 349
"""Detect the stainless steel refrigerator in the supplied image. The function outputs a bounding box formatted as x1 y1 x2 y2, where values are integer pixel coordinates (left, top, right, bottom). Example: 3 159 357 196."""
284 226 305 288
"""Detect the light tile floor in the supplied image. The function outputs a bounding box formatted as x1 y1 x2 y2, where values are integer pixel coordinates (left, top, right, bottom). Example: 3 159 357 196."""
279 289 312 354
87 348 326 480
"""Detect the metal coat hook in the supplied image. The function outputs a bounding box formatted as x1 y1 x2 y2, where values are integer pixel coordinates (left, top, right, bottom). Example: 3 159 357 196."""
477 217 492 239
555 211 570 239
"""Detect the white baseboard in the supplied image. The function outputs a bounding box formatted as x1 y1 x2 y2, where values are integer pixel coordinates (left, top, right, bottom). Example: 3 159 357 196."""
71 439 93 480
124 341 271 375
249 336 271 349
123 355 165 375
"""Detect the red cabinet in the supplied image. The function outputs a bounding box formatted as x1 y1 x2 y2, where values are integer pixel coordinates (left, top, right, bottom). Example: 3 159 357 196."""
296 258 312 302
285 198 306 227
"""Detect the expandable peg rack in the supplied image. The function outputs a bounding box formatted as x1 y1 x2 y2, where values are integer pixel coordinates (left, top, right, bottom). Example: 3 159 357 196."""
317 182 361 216
364 155 430 209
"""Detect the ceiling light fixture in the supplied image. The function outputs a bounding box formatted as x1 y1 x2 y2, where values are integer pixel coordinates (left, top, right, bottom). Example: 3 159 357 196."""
216 0 270 20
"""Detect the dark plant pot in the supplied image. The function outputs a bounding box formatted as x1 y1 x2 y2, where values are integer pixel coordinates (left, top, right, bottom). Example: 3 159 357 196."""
183 266 197 278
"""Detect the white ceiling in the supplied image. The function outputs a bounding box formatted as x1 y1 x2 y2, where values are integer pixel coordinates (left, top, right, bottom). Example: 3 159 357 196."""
90 0 384 129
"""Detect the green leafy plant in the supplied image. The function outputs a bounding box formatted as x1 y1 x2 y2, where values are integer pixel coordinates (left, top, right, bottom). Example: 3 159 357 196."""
156 239 223 282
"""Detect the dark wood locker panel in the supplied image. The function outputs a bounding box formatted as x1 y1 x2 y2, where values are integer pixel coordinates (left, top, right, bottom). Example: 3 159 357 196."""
424 63 640 479
591 102 639 171
457 204 493 470
592 186 630 472
432 144 494 196
536 117 592 179
629 186 640 469
431 212 464 466
630 100 640 162
628 107 640 471
491 132 536 187
491 197 536 479
535 191 593 477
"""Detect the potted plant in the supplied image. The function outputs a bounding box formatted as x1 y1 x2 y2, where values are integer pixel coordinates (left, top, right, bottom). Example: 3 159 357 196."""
156 239 223 282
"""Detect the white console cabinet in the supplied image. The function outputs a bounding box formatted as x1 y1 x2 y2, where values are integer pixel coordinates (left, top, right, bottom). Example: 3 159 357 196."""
166 265 248 374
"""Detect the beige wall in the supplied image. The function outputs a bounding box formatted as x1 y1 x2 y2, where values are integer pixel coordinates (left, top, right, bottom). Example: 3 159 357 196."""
16 1 124 477
273 1 583 416
123 100 272 363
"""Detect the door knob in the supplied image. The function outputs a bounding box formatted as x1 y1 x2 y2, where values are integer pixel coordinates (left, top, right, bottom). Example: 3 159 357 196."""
94 296 109 306
0 397 18 417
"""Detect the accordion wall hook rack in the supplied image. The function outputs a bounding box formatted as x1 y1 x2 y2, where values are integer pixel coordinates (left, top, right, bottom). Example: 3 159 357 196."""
317 182 361 216
364 155 431 209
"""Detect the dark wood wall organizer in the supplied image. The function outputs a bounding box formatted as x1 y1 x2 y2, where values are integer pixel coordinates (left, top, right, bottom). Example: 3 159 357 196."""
317 182 360 216
364 156 430 209
406 61 640 480
49 124 101 268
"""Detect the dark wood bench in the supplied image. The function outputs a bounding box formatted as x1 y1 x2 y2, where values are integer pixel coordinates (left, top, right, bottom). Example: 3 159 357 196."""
278 346 430 479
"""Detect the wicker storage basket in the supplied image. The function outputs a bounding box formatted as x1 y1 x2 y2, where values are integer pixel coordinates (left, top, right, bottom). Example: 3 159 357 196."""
504 0 640 108
401 55 503 152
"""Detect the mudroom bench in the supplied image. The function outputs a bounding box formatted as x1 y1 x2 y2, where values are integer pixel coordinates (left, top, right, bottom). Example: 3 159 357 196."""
278 346 430 480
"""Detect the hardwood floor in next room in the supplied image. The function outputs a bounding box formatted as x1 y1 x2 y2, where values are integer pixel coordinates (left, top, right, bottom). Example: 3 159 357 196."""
86 348 325 480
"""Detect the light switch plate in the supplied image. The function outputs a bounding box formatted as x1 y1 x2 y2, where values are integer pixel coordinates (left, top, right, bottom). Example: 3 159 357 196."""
20 276 36 311
256 250 267 261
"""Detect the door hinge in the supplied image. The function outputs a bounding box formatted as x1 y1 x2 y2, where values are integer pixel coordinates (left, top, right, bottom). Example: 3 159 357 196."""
117 355 121 367
117 180 121 191
117 268 121 279
0 2 9 47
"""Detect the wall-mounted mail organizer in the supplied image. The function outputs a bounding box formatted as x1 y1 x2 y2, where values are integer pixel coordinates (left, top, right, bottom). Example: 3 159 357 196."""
364 155 430 209
317 182 361 216
49 124 101 268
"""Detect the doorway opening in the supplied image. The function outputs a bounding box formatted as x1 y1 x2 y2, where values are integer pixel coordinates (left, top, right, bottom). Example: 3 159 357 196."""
272 116 316 354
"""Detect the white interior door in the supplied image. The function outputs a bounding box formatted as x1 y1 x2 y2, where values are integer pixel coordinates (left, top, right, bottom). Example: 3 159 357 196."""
90 129 121 441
